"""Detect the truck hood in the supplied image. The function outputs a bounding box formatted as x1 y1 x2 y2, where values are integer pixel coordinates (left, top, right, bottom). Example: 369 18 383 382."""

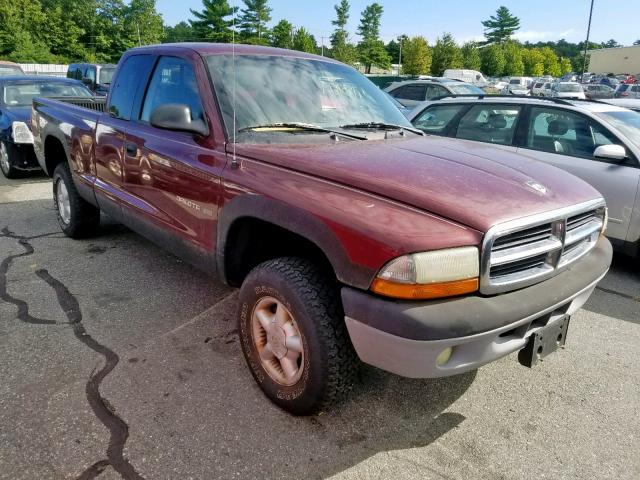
233 136 602 233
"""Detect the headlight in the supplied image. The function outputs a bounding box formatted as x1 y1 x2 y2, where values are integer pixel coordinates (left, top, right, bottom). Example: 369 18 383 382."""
12 122 34 144
599 207 608 238
371 246 480 300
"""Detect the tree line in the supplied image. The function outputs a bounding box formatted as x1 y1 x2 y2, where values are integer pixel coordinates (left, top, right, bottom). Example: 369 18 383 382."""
0 0 625 77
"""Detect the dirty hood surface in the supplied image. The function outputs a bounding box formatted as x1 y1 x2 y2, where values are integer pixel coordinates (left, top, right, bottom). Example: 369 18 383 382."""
234 136 602 232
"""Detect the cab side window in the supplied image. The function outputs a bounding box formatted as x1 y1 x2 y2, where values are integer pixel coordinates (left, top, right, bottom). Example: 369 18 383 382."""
412 104 465 135
140 56 205 124
524 107 622 161
390 84 426 102
455 104 522 146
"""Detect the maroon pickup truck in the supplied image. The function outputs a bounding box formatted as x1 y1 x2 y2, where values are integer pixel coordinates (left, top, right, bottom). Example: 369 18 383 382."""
32 44 612 414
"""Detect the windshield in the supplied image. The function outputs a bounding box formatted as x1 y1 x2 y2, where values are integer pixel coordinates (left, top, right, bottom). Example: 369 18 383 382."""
206 55 411 141
509 79 522 85
448 83 484 95
596 110 640 150
3 82 92 107
558 84 582 92
0 66 23 77
99 67 115 85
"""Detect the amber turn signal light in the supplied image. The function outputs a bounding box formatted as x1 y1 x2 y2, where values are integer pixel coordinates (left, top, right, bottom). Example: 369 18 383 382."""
371 277 479 300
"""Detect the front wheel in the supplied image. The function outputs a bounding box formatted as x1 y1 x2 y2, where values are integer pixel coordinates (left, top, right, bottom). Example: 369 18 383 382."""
0 141 20 179
53 163 100 238
238 257 358 415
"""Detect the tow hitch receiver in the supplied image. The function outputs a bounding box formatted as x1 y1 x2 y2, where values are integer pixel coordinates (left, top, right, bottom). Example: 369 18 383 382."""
518 316 570 368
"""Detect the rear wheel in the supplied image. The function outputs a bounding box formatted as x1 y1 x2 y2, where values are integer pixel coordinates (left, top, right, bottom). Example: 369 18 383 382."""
238 257 358 415
53 163 100 238
0 142 20 179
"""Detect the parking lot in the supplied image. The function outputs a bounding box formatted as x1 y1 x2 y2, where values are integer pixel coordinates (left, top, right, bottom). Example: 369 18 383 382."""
1 173 639 480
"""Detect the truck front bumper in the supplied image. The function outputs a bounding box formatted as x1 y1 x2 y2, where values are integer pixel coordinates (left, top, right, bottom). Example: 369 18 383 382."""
342 237 612 378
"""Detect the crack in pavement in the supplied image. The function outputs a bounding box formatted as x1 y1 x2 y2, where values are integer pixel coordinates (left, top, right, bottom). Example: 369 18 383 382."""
1 227 145 480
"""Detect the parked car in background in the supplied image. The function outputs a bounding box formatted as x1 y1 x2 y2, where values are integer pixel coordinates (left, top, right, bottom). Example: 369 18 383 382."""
583 84 615 100
599 76 620 88
31 43 611 414
408 96 640 257
0 76 92 178
384 79 484 108
550 82 586 99
503 77 533 95
67 63 116 96
443 69 487 85
531 81 552 97
0 61 25 77
614 83 640 99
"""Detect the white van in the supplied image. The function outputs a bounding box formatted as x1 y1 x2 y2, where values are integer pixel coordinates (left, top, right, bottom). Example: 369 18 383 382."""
443 69 487 85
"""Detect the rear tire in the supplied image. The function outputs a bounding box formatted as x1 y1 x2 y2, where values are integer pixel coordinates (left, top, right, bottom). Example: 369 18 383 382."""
53 163 100 238
238 257 358 415
0 141 20 179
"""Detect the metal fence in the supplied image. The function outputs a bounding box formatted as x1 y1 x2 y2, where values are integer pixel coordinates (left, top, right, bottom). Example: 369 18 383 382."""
18 64 68 77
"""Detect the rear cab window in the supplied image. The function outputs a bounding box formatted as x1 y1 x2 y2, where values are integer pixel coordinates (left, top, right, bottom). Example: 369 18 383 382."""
391 84 427 102
108 55 155 120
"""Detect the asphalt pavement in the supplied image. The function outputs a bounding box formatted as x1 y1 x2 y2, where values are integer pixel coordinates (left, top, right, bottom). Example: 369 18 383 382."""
1 173 639 480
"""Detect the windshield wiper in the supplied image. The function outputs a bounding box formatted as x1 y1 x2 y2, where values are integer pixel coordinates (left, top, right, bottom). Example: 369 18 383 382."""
238 122 367 140
339 122 424 136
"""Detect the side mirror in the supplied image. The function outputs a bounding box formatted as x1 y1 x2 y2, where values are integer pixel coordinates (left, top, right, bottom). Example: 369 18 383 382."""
150 104 209 137
81 78 93 86
593 144 627 161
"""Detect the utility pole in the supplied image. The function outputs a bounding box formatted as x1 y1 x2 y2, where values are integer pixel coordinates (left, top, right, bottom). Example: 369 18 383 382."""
137 22 142 47
398 37 403 76
321 36 326 56
581 0 595 78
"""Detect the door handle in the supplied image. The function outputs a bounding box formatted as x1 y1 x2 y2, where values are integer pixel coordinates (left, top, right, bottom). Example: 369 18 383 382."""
125 143 138 157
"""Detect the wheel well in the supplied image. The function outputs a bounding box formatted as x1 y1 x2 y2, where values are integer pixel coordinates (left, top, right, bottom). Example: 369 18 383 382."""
223 218 336 287
44 136 67 177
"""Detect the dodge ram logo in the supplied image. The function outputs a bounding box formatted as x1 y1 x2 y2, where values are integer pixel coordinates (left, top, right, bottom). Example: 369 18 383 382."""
526 180 548 195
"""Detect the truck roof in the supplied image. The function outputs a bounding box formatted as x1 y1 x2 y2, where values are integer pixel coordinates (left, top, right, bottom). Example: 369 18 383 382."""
127 43 340 64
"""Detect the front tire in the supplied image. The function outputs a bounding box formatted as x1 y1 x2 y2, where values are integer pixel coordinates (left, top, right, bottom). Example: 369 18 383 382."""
0 141 20 179
238 257 358 415
53 163 100 238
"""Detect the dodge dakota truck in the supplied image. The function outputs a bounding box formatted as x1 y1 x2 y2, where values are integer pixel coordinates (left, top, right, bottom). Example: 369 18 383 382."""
32 44 612 415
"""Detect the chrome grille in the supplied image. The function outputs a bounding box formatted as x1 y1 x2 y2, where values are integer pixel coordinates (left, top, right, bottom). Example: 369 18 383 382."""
480 200 605 294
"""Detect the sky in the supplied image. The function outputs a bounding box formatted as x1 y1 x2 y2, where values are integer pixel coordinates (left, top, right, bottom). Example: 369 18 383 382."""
156 0 640 46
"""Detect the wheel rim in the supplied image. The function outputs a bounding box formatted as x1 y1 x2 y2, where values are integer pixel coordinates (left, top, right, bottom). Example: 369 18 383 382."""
251 296 305 386
0 143 10 173
56 179 71 225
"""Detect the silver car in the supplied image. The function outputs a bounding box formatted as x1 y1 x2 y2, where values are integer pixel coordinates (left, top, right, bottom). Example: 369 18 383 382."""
384 79 485 108
408 96 640 256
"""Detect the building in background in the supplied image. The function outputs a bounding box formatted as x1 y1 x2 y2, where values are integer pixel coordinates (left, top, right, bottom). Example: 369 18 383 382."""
588 45 640 74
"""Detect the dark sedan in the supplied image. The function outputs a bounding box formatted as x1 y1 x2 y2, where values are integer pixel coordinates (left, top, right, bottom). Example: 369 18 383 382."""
0 76 92 178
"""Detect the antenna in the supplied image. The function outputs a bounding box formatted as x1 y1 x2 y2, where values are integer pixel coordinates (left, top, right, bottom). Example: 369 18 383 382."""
231 0 238 168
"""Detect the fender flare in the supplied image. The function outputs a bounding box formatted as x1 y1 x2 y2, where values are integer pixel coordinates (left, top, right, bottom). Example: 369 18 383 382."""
216 194 376 289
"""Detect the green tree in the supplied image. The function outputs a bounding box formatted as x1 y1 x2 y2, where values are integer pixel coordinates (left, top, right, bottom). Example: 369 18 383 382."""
401 36 431 75
292 27 317 54
540 46 561 76
522 48 545 76
559 57 573 75
238 0 272 42
124 0 164 47
461 42 481 70
502 41 524 76
430 33 463 76
356 3 390 73
480 43 506 77
602 39 621 48
482 6 520 44
385 35 408 64
190 0 237 43
165 21 197 42
330 0 357 65
270 19 294 49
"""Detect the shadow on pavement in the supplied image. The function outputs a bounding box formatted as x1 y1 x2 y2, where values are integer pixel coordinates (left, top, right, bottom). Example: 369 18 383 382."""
105 295 476 480
583 252 640 325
